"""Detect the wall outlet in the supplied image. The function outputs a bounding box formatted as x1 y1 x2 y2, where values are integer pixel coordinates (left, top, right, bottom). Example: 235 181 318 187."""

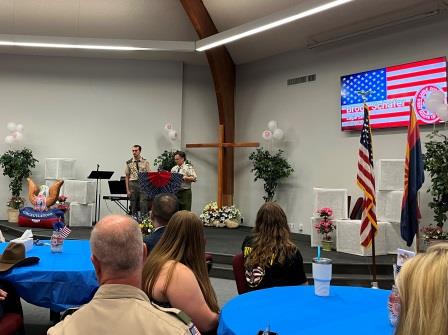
298 223 304 232
240 217 244 224
289 223 295 231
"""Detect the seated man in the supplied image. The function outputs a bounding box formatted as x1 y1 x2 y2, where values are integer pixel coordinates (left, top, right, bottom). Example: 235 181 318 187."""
144 193 179 253
47 215 198 335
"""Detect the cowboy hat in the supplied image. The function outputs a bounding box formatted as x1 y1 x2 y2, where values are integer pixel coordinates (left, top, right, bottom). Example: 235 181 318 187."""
0 242 39 272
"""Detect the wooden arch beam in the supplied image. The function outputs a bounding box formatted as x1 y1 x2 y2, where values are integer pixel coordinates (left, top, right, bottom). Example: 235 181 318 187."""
180 0 236 206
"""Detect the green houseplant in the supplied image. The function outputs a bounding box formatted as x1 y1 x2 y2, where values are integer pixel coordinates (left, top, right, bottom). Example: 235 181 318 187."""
154 150 191 171
0 148 38 221
424 130 448 229
249 148 294 202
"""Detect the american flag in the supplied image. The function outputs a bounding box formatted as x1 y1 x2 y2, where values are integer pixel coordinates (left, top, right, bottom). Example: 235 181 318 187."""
59 225 72 239
357 104 378 247
341 57 447 130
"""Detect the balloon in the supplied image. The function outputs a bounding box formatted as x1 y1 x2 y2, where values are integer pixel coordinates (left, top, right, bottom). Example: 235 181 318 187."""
273 128 284 140
425 98 444 115
427 90 445 103
5 135 14 144
14 132 23 141
7 122 16 131
267 120 277 131
262 130 273 140
164 123 173 131
15 124 24 132
436 105 448 122
168 130 177 141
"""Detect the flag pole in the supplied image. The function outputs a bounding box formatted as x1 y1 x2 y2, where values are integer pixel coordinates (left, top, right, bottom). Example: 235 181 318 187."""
357 90 378 288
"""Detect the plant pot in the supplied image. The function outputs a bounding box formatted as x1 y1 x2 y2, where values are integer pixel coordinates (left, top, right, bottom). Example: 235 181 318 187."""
7 208 19 223
424 238 448 251
321 239 333 252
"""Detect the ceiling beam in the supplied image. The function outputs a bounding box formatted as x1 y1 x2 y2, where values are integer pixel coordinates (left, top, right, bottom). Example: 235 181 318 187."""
180 0 236 206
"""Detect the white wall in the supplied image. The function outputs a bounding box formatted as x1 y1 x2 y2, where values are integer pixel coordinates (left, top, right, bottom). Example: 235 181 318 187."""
0 54 183 219
235 19 448 233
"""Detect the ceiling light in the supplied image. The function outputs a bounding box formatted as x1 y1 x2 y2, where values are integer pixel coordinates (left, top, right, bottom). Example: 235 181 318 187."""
0 34 196 52
196 0 355 51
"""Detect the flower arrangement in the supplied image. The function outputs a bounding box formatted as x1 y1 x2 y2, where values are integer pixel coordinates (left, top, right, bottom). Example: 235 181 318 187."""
54 195 69 212
139 216 154 236
200 201 241 227
314 207 336 241
420 225 448 241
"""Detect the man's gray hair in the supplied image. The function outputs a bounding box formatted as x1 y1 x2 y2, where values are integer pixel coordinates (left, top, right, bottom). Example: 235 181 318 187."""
90 215 143 274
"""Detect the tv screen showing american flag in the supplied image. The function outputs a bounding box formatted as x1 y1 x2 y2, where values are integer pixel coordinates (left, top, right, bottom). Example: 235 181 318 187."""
341 56 447 131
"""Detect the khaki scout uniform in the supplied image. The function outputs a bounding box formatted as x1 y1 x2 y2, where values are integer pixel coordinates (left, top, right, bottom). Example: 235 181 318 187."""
47 284 199 335
171 162 197 211
125 157 151 217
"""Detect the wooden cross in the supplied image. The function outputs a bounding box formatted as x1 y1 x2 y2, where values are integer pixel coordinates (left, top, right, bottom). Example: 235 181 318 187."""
186 125 259 208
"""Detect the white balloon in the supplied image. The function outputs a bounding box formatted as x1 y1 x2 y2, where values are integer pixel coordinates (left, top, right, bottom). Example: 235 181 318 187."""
267 120 277 131
262 130 273 140
5 135 14 144
427 90 445 103
7 122 16 131
168 130 177 141
14 132 23 141
15 124 24 132
164 123 173 132
436 105 448 122
426 99 444 115
273 128 284 140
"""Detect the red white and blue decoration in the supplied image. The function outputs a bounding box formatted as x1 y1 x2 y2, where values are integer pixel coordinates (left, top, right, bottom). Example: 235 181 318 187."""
138 171 183 198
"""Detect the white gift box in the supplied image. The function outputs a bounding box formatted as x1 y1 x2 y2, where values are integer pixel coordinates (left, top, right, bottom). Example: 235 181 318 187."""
69 203 93 227
335 219 388 256
310 217 337 247
376 159 405 191
313 188 348 219
11 237 34 252
385 222 415 254
376 190 403 223
45 158 76 180
63 180 96 204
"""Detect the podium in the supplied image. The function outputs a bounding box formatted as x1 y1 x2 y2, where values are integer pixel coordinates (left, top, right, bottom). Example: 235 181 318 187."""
88 170 114 224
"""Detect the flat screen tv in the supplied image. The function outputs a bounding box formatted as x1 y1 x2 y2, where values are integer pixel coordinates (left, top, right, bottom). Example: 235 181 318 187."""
341 56 447 131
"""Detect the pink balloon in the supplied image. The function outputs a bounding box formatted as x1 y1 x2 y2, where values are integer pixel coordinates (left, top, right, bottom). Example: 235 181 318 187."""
262 130 273 140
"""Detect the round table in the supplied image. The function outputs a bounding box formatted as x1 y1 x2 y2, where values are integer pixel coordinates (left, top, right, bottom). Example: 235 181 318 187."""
218 286 392 335
0 240 98 312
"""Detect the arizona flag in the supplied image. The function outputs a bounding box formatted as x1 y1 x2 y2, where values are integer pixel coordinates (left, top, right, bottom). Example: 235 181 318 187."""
400 101 425 246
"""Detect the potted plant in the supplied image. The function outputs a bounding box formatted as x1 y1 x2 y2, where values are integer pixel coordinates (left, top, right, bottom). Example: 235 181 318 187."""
420 224 448 249
249 148 294 202
154 149 191 171
423 130 448 228
0 148 38 222
314 207 336 251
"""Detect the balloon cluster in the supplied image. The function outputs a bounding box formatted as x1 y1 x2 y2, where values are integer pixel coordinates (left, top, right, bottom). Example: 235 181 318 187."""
164 123 178 141
5 122 24 144
426 90 448 122
262 120 284 141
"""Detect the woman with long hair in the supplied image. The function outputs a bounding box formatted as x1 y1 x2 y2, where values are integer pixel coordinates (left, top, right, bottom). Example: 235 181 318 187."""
142 210 219 334
242 202 307 291
395 244 448 335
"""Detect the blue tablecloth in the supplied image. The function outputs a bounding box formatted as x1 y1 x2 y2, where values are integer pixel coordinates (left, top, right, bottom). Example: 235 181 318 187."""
0 240 98 312
218 286 393 335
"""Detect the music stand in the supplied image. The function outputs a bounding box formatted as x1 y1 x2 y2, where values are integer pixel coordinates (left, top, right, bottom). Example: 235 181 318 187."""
88 170 114 224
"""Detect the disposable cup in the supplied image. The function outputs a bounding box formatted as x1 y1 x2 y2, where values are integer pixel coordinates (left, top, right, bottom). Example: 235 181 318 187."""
312 257 332 296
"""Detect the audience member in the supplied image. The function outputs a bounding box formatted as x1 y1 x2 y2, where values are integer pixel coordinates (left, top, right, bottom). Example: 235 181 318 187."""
395 244 448 335
143 193 179 253
242 202 307 291
48 215 198 335
142 211 219 334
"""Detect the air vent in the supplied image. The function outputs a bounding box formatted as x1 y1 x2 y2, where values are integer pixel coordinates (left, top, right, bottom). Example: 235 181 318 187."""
287 74 316 86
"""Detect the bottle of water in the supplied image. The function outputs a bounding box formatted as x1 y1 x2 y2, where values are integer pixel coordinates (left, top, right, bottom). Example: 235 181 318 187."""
387 285 400 327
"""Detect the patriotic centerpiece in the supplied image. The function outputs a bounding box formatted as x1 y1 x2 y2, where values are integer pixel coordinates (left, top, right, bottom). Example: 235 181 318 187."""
51 220 71 253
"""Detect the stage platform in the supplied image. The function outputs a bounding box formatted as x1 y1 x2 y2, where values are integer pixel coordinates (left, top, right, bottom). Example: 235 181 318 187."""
0 220 395 288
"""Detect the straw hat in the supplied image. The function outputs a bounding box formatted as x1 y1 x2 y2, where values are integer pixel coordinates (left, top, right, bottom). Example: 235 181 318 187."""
0 242 39 272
